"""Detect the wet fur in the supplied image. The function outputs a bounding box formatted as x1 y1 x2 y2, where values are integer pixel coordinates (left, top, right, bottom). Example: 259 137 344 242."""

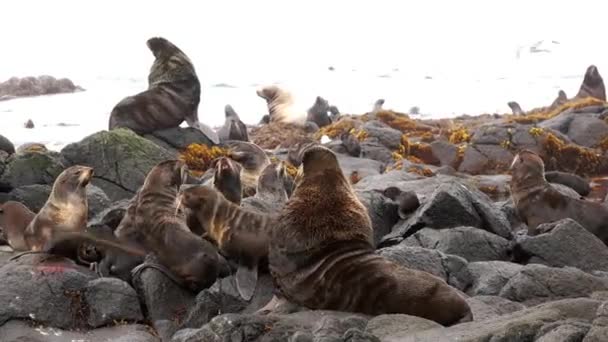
268 146 472 325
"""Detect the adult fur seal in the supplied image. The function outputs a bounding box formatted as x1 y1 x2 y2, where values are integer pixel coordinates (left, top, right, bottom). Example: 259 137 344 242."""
109 37 204 135
218 105 249 143
510 149 608 240
178 184 276 300
267 146 472 325
575 65 606 101
134 159 220 292
306 96 332 128
256 85 306 125
0 201 35 251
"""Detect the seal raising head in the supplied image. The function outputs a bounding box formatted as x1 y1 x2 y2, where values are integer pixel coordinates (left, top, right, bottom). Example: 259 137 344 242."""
256 85 306 125
267 146 472 325
575 65 606 101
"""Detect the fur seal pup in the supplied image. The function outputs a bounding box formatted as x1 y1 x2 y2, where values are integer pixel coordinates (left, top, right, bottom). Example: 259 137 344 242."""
178 184 276 300
507 101 524 115
510 150 608 240
212 156 243 205
109 37 205 135
242 161 291 214
223 140 270 197
340 131 361 157
0 201 35 251
267 146 472 325
382 187 420 219
256 85 306 125
575 65 606 101
371 99 385 114
306 96 332 128
218 105 249 143
134 160 221 292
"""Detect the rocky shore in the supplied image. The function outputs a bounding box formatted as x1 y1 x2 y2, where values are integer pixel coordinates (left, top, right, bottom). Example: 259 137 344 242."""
0 75 84 101
2 95 608 341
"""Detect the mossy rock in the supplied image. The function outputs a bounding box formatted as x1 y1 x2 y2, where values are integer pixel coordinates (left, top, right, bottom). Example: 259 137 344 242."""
0 134 15 155
0 151 64 189
60 128 174 201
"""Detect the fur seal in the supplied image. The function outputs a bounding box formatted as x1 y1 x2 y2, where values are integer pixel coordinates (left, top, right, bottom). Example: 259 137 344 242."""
109 37 203 135
242 161 291 213
507 101 524 115
178 184 276 300
575 65 606 101
371 99 385 114
0 201 35 251
218 105 249 143
510 150 608 240
328 105 340 122
544 170 590 196
223 140 270 197
134 159 221 292
551 89 568 108
383 187 420 219
267 146 472 325
256 85 306 125
212 157 243 205
306 96 332 128
340 131 362 157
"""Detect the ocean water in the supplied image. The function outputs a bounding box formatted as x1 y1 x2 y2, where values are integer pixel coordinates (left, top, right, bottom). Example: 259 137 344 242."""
1 0 607 151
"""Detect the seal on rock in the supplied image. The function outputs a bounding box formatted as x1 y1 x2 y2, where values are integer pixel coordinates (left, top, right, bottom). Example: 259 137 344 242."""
383 187 420 219
340 131 361 157
507 101 524 115
510 149 608 241
575 65 606 101
256 85 306 125
242 161 291 213
212 156 243 205
544 170 590 197
0 201 35 251
223 140 271 197
306 96 332 128
133 159 221 292
371 98 385 114
267 146 472 325
178 184 276 300
109 37 204 135
551 89 568 108
218 105 249 143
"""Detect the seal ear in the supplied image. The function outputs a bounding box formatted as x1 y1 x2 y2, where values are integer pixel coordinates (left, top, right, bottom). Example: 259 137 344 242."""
301 145 339 177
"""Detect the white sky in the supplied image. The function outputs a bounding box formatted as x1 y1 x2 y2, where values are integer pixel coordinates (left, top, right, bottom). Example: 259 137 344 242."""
0 0 606 79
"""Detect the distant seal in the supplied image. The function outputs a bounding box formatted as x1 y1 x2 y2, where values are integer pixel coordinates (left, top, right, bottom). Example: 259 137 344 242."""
551 90 568 108
328 105 340 122
0 201 35 251
134 159 221 292
109 37 203 134
544 170 590 196
256 85 306 124
178 184 276 300
371 99 385 114
267 146 472 325
510 150 608 241
507 101 524 115
575 65 606 101
383 187 420 219
218 105 249 143
223 140 270 197
306 96 332 128
340 131 361 157
212 156 243 205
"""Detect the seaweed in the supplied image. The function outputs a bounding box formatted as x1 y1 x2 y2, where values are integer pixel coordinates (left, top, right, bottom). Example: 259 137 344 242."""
509 97 607 124
180 143 230 172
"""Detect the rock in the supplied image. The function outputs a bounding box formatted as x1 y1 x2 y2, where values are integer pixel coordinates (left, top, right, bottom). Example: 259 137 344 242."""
7 184 51 213
361 120 402 150
355 190 399 246
143 127 217 153
86 184 111 219
430 140 459 168
468 261 523 296
379 245 472 291
459 144 514 175
336 154 384 180
89 198 132 230
365 314 442 342
0 75 83 100
0 134 14 155
512 219 608 272
60 128 174 201
0 151 64 189
466 295 525 321
85 278 143 327
500 264 608 305
397 298 601 342
354 170 424 194
359 138 394 164
0 320 159 342
404 227 510 262
535 321 591 342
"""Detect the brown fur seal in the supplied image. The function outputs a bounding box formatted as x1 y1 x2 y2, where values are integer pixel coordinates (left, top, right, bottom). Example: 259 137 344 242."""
218 105 249 143
306 96 332 128
267 146 472 325
178 184 276 300
109 37 203 135
507 101 524 115
242 161 291 213
223 140 270 197
510 149 608 240
371 98 385 114
0 201 34 251
575 65 606 101
340 131 362 157
256 85 306 125
544 170 590 196
212 156 243 205
551 89 568 107
134 159 220 292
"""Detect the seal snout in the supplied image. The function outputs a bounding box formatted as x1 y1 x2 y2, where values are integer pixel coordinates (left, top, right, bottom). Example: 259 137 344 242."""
77 166 94 186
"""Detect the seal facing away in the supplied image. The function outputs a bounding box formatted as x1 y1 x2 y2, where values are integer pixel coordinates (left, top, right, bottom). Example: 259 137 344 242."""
222 140 271 197
267 146 472 325
134 159 220 292
109 37 203 134
178 184 276 300
510 149 608 241
0 201 35 251
218 105 248 143
575 65 606 101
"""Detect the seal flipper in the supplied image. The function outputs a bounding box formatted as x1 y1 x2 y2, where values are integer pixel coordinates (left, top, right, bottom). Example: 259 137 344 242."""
235 263 258 301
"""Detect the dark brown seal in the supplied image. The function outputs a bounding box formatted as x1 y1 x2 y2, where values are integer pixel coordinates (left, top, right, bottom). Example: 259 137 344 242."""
108 37 202 134
134 159 220 292
0 201 35 251
212 156 243 205
178 184 276 300
340 131 362 157
242 161 291 213
575 65 606 101
218 105 249 143
223 140 270 197
306 96 332 128
510 149 608 240
507 101 524 115
267 146 472 325
371 98 385 114
551 89 568 107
